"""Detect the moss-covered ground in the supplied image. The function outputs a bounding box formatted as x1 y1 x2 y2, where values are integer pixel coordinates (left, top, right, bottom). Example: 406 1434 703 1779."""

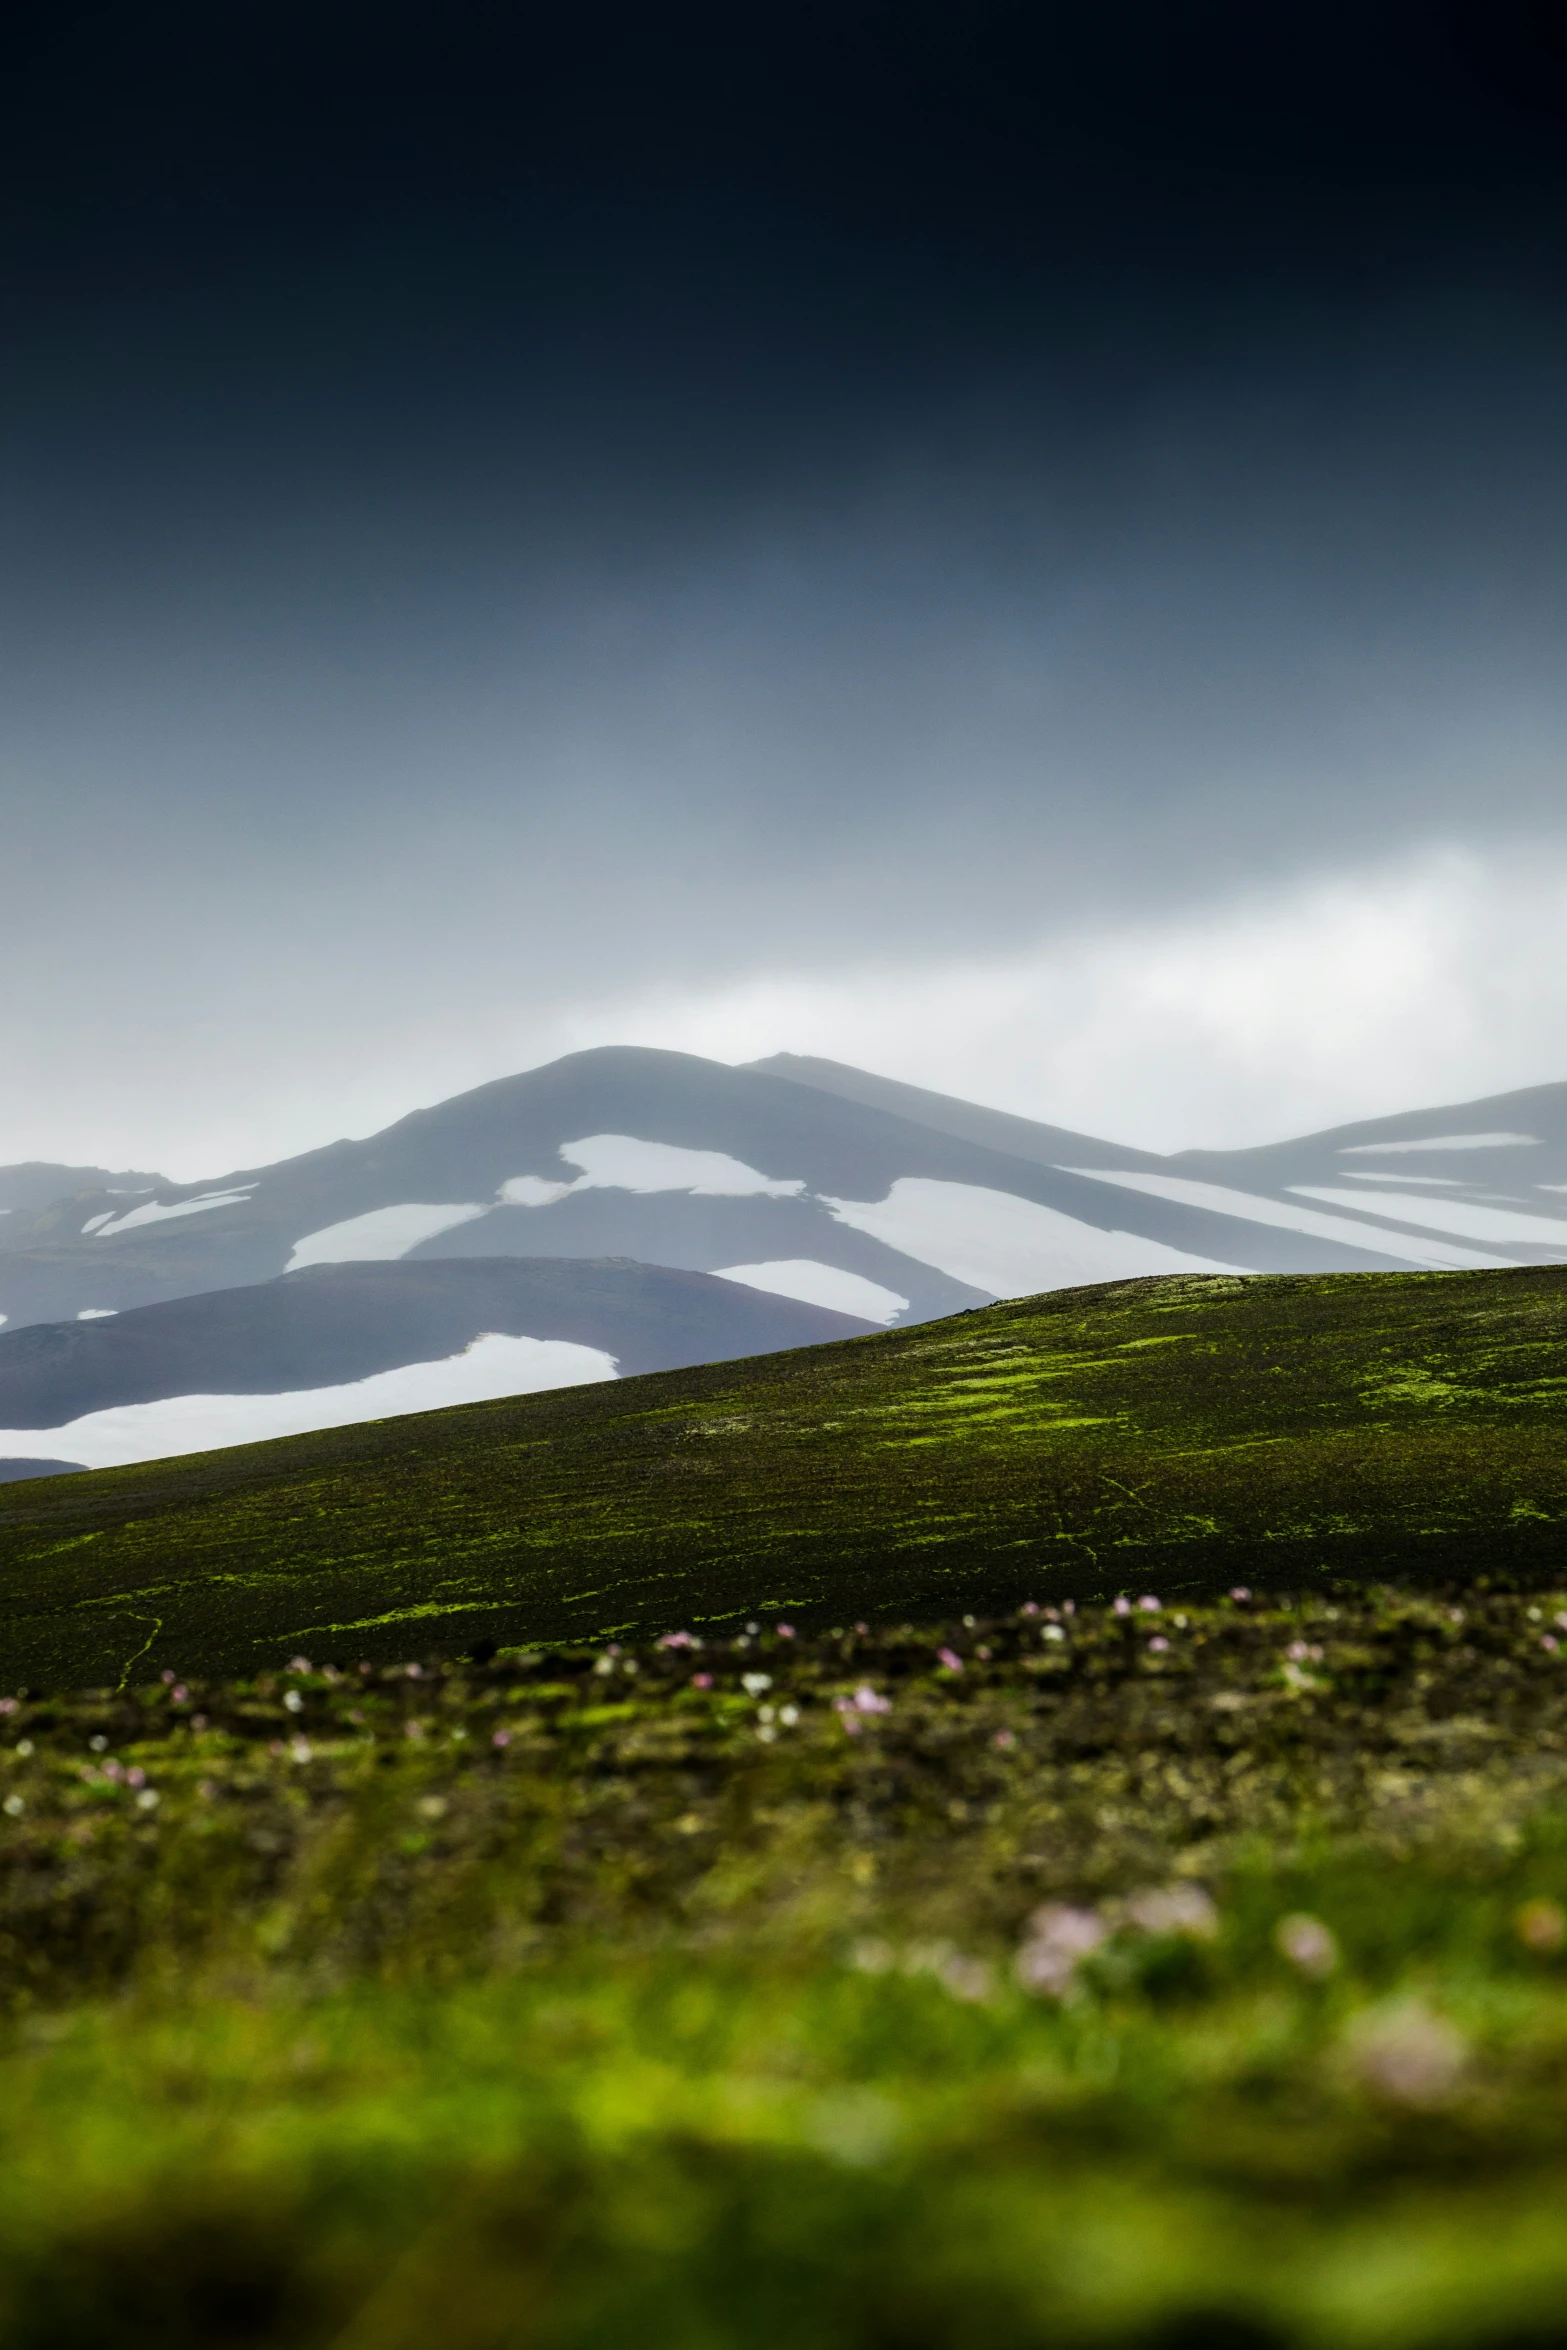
6 1590 1567 2346
2 1265 1567 1688
3 1267 1567 2342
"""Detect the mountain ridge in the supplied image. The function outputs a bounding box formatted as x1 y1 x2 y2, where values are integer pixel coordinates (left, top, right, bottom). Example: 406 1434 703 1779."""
3 1047 1567 1474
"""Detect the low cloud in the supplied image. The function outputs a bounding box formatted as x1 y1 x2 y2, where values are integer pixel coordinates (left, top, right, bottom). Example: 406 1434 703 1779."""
6 843 1567 1179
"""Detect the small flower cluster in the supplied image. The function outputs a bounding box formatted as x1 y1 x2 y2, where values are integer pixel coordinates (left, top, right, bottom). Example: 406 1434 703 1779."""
834 1685 891 1735
1015 1882 1219 1997
851 1936 993 2003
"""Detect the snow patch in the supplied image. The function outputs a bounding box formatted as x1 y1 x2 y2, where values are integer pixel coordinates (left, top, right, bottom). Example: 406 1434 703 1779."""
559 1134 805 1196
92 1187 257 1238
1339 1132 1539 1154
81 1212 115 1234
76 1309 117 1320
498 1175 574 1207
710 1260 909 1323
1063 1168 1509 1269
823 1179 1245 1297
0 1331 618 1472
1290 1188 1567 1250
1335 1171 1461 1185
285 1202 489 1271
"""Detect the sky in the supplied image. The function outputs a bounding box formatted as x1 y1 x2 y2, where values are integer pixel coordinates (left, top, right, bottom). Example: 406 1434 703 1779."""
4 1 1567 1179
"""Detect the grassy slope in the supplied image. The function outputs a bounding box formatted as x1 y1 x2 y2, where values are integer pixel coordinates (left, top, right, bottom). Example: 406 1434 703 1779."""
5 1592 1567 2347
2 1265 1567 1688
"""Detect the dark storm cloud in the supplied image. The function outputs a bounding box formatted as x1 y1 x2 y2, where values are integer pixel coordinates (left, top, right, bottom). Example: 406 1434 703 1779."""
3 1 1567 1148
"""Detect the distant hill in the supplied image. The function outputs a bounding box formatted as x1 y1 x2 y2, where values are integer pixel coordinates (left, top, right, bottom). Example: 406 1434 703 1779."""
7 1053 1564 1353
3 1046 1567 1467
0 1257 872 1473
0 1161 165 1217
2 1261 1564 1688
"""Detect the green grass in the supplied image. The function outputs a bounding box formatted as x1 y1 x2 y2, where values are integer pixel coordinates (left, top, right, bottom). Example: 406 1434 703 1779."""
4 1267 1567 2343
3 1266 1567 1688
5 1590 1567 2346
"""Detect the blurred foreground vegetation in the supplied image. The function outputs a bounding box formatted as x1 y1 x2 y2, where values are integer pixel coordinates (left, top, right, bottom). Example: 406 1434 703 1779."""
6 1585 1567 2346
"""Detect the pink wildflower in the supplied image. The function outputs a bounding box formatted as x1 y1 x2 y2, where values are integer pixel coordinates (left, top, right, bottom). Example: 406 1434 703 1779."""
936 1647 964 1673
1148 1636 1169 1653
1138 1595 1162 1612
492 1728 511 1748
1230 1587 1252 1602
1015 1904 1108 1997
852 1685 891 1714
776 1623 796 1638
691 1672 713 1690
1113 1597 1131 1617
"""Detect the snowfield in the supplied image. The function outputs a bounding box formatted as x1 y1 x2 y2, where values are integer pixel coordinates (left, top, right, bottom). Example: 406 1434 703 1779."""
822 1178 1246 1295
556 1134 806 1196
0 1332 618 1472
710 1259 909 1322
1289 1188 1567 1248
1062 1169 1509 1270
286 1203 490 1271
90 1187 257 1238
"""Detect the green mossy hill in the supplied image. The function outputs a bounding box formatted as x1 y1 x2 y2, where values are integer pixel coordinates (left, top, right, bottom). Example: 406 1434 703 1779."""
4 1592 1567 2348
3 1264 1567 1688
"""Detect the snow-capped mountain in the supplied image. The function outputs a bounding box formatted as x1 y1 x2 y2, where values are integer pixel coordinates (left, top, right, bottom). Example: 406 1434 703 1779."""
3 1044 1567 1475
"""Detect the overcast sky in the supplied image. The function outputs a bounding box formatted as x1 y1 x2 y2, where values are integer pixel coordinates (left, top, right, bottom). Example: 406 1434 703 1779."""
5 2 1567 1178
